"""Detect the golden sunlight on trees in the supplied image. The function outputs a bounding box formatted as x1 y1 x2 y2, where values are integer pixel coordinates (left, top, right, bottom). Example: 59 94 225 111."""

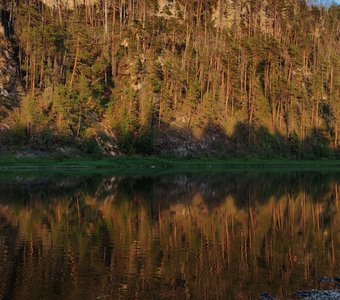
0 0 339 157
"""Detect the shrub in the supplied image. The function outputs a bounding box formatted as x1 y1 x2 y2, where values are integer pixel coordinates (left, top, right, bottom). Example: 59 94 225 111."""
0 124 28 147
134 129 155 155
80 138 103 158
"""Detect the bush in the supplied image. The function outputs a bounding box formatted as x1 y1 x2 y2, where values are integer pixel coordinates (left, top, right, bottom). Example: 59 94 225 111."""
41 128 54 146
134 130 154 155
0 124 28 147
117 130 135 154
288 133 300 158
80 138 103 158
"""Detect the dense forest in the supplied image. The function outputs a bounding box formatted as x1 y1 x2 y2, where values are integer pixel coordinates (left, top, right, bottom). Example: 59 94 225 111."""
0 0 339 158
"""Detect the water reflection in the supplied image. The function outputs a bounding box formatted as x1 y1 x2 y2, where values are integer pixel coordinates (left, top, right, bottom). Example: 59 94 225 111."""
0 172 339 299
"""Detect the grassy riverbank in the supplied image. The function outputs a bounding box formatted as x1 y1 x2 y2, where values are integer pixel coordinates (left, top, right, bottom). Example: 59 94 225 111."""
0 156 340 171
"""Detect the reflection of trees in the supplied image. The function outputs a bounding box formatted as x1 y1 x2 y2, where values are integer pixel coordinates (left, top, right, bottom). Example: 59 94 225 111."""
0 173 339 299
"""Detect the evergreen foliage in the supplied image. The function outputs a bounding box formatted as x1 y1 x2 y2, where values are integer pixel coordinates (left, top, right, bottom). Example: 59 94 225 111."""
0 0 339 157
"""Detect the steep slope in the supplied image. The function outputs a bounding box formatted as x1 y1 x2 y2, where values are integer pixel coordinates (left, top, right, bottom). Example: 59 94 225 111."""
0 0 339 158
0 7 22 127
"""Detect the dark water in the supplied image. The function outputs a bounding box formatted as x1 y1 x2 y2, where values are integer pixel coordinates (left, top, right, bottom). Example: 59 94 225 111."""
0 171 340 300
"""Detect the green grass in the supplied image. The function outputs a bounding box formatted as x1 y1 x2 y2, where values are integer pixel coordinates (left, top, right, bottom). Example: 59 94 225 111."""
0 156 339 174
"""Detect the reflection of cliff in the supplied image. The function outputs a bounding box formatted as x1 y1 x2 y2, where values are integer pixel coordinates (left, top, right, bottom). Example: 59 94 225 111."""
1 172 337 208
0 175 102 204
150 172 340 208
0 173 340 299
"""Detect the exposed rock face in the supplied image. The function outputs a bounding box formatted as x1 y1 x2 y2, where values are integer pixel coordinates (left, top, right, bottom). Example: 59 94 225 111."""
41 0 97 9
156 0 184 19
296 290 340 299
212 0 271 33
0 10 22 126
154 124 231 157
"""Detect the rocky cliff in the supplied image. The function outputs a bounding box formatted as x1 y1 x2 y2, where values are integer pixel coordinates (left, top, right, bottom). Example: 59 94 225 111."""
41 0 97 9
0 6 22 127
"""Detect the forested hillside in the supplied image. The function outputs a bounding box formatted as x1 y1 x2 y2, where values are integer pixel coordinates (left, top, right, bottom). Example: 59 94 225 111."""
0 0 339 158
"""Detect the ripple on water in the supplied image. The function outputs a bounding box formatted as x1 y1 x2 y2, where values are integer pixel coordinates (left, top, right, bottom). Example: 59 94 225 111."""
0 172 340 299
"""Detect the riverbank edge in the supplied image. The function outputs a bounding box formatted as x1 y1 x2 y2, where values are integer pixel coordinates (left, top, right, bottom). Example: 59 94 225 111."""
0 156 340 171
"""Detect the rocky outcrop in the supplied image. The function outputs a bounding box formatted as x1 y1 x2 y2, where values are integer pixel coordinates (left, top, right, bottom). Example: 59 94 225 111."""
156 0 184 19
212 0 272 33
0 8 22 126
41 0 97 9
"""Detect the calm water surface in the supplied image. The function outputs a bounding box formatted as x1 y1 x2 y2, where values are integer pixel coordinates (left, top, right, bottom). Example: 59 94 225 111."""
0 171 340 299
